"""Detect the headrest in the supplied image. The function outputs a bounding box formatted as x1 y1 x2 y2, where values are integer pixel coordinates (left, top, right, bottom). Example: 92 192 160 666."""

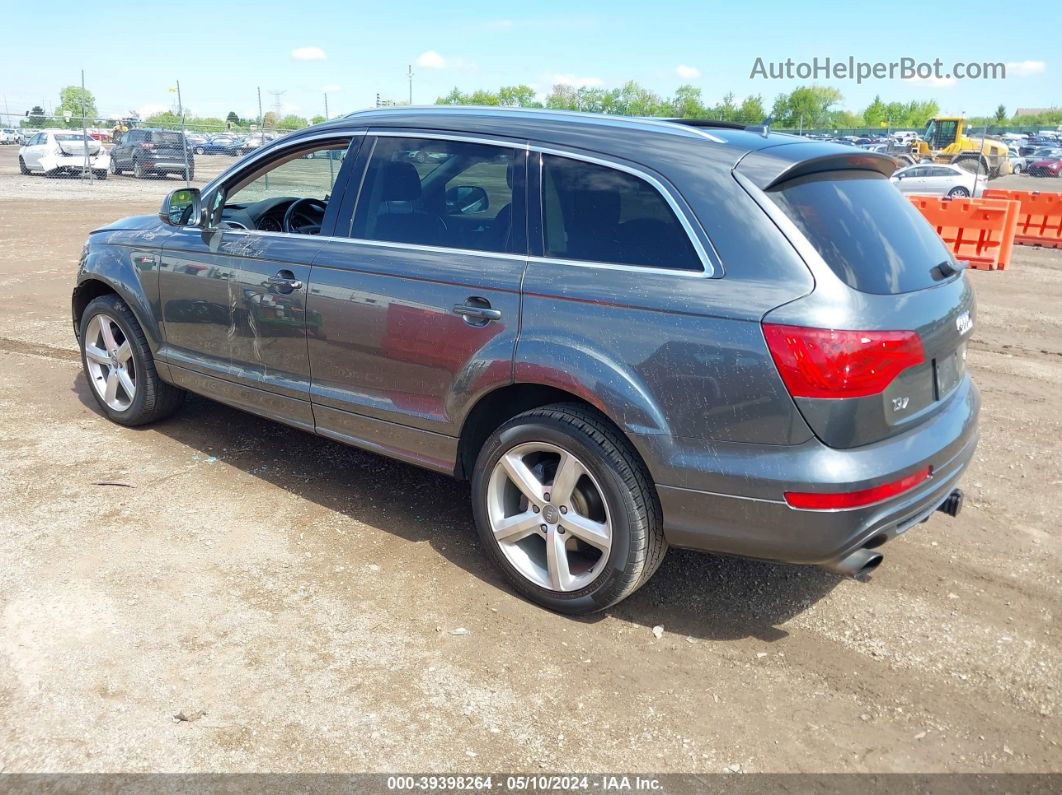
380 161 422 201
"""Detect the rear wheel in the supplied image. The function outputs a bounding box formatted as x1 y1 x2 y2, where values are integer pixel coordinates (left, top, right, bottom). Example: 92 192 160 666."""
194 146 205 155
79 294 184 426
947 186 970 198
471 404 665 614
133 158 146 179
94 169 107 180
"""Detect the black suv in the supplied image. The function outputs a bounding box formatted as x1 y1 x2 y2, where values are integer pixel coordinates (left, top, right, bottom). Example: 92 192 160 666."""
109 128 195 180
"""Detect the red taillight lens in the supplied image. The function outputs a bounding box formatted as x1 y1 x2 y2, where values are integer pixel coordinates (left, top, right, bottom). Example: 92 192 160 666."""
140 142 154 150
785 466 932 510
763 324 925 399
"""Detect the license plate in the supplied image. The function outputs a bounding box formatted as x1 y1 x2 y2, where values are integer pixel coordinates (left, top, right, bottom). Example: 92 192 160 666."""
936 343 966 398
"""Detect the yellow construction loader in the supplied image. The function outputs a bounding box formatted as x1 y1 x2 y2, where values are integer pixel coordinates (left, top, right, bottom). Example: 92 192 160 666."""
909 116 1012 178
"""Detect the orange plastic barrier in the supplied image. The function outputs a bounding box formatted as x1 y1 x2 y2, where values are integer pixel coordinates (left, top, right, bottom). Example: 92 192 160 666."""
907 195 1020 270
982 189 1062 249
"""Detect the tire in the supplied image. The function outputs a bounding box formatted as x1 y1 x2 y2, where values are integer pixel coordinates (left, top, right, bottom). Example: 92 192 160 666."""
1013 164 1023 174
110 158 121 175
471 403 666 614
94 170 107 180
18 156 29 175
79 294 184 426
133 158 146 179
947 186 970 198
195 146 205 155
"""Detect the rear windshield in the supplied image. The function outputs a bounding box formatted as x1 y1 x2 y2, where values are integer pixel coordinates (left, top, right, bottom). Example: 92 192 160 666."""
767 170 954 295
55 133 91 142
151 131 185 145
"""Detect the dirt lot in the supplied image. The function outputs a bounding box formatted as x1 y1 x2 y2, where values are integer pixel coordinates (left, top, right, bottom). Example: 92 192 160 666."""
0 144 1059 774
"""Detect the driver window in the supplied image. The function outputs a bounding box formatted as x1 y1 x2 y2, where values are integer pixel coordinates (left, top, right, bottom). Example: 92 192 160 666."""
225 141 350 206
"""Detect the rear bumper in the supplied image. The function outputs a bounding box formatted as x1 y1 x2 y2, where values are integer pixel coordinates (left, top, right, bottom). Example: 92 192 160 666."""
642 376 980 565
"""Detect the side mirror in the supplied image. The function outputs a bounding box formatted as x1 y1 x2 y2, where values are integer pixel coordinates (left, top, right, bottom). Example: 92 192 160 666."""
445 185 489 215
160 187 202 227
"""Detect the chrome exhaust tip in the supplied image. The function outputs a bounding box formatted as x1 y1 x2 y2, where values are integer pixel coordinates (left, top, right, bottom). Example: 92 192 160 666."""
823 548 883 582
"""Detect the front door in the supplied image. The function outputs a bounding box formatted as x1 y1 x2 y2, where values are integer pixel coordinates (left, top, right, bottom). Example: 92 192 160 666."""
157 136 357 429
306 133 527 470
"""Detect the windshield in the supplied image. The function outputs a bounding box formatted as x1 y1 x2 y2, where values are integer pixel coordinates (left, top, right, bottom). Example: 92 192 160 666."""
768 170 955 295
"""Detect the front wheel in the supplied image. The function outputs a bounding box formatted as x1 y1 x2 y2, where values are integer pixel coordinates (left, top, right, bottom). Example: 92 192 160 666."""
194 146 205 155
94 169 107 180
110 158 121 175
18 156 30 175
472 404 666 614
947 186 970 198
79 294 184 426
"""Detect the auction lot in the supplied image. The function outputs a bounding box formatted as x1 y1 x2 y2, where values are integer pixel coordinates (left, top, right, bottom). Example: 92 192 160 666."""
0 144 1059 773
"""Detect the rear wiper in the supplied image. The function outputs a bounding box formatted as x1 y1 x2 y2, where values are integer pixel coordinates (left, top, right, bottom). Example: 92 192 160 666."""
930 259 967 280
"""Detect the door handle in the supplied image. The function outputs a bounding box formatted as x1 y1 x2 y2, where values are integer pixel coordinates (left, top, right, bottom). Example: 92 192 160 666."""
453 301 502 323
268 271 303 291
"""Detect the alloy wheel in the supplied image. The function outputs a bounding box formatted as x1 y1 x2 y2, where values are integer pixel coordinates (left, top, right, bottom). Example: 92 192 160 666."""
486 442 612 592
83 313 136 411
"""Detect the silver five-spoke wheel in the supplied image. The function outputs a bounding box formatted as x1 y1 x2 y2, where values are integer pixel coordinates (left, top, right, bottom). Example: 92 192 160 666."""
84 313 136 411
486 442 612 592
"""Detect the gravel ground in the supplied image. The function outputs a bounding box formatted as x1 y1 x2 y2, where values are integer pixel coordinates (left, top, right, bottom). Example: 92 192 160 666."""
0 145 1060 774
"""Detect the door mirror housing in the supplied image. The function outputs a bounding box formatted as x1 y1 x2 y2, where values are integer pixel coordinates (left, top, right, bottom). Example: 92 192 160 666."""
445 185 489 215
160 187 201 227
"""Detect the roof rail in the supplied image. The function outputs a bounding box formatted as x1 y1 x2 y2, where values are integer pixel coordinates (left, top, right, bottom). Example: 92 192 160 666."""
663 118 747 130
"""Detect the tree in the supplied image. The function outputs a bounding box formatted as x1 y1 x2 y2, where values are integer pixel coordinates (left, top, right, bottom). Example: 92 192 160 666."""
26 106 46 127
277 114 309 130
994 104 1007 124
734 95 766 124
310 114 327 125
262 111 278 129
54 86 98 128
226 111 240 126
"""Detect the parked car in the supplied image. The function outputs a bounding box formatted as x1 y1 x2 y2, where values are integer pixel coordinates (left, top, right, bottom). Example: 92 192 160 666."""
185 133 210 149
19 129 109 178
109 128 194 179
1027 155 1062 178
0 128 20 144
890 163 986 197
1009 152 1028 174
194 134 243 155
71 107 977 613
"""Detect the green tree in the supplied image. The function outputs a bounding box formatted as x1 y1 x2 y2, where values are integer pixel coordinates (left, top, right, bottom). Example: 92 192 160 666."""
226 111 240 126
54 86 98 128
733 94 766 124
277 114 309 130
26 105 46 127
994 104 1007 124
310 114 327 125
262 111 278 129
143 111 184 129
497 85 540 108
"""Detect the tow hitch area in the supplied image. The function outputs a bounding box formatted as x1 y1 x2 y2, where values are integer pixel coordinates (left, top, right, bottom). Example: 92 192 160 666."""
937 488 964 518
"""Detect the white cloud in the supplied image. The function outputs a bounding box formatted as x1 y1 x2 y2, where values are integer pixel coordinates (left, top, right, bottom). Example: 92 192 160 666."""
675 64 701 80
417 50 447 69
322 84 342 93
137 103 169 118
291 46 327 61
1006 60 1046 77
552 74 604 88
903 75 957 88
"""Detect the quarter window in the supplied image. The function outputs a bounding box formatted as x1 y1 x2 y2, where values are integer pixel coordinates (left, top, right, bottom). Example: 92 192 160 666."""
540 154 701 271
351 136 522 254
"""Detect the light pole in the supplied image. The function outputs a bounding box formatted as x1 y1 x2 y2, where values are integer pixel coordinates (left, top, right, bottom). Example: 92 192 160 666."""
407 64 414 105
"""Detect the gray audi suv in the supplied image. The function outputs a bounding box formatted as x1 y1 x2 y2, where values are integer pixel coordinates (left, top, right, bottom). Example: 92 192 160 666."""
71 107 978 613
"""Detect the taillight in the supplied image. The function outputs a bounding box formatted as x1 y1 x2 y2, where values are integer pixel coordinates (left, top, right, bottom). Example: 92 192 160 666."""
762 324 925 399
785 466 932 510
140 142 154 150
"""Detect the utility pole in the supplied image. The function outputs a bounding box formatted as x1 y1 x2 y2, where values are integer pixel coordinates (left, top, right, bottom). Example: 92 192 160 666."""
257 86 264 127
324 92 329 121
81 69 90 181
176 79 191 187
407 64 413 105
268 89 285 130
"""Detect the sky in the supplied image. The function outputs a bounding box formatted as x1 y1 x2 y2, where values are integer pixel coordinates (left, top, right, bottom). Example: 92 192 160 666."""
0 0 1055 125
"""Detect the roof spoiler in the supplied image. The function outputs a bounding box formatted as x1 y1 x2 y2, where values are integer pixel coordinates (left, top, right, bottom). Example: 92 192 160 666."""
737 144 899 190
666 116 774 137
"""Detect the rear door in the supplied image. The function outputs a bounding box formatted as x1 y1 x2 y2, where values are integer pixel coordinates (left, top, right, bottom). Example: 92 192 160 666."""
755 168 974 448
305 131 527 464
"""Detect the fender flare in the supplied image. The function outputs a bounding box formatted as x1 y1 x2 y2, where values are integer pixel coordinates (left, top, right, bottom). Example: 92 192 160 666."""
73 246 163 351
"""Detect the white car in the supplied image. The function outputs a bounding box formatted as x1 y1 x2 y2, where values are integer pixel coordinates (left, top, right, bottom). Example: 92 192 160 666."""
0 128 21 144
18 129 110 179
890 163 986 198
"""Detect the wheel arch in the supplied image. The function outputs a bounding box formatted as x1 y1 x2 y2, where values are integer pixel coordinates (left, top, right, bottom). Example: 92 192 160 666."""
72 265 161 352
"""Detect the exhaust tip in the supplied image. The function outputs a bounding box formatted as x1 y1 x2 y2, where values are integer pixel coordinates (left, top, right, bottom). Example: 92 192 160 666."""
937 488 964 518
824 548 883 582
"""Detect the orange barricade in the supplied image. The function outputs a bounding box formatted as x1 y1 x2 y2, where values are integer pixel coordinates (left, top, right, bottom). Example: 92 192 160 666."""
983 189 1062 249
907 195 1020 270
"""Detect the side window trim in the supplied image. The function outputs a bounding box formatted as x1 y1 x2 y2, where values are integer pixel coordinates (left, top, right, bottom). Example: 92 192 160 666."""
530 144 717 278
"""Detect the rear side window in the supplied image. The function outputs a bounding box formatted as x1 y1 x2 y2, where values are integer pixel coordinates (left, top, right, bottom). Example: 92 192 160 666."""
767 171 954 295
541 154 701 271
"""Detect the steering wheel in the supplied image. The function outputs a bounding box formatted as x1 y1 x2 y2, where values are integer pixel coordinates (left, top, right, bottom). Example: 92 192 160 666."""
283 197 327 234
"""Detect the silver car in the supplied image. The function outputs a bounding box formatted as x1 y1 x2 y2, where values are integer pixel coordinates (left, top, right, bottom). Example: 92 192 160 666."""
890 163 985 198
